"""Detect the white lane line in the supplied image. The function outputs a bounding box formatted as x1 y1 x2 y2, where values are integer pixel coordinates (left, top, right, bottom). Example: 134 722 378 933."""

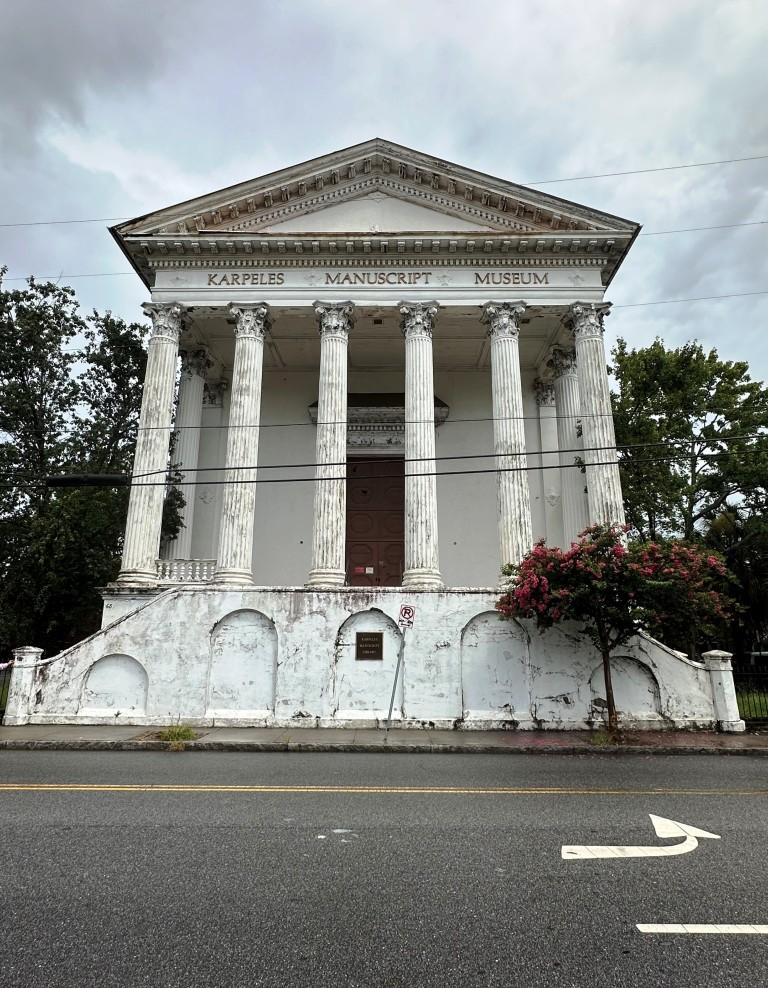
637 924 768 934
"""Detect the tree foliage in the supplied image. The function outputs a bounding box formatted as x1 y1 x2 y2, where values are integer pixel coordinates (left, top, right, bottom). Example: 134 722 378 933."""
611 339 768 540
497 525 731 732
0 270 161 657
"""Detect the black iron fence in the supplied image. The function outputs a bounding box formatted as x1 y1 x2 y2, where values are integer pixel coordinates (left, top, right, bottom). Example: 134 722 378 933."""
733 670 768 726
0 661 11 719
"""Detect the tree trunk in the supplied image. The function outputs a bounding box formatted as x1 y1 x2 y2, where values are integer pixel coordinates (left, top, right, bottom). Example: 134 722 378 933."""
601 645 619 734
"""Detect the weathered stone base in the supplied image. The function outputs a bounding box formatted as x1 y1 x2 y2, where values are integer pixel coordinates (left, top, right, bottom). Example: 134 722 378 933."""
4 586 733 730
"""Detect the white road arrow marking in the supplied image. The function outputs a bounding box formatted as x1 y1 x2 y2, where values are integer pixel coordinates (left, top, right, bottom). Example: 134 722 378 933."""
561 814 721 860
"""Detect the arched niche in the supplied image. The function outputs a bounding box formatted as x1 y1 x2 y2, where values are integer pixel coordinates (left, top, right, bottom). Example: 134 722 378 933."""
460 611 528 720
80 654 148 715
334 609 403 720
208 609 277 717
589 656 662 724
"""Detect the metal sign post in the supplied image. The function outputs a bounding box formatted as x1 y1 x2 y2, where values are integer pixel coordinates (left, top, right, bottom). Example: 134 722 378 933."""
385 605 416 733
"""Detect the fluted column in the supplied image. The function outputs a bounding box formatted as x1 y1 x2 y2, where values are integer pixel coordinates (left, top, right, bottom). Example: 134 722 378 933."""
118 302 185 585
168 348 209 560
400 301 443 589
214 303 269 584
307 301 354 587
481 302 533 572
549 346 589 544
567 302 626 527
535 379 562 547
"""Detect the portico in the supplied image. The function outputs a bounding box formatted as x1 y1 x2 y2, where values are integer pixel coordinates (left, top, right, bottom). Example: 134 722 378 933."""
115 295 623 593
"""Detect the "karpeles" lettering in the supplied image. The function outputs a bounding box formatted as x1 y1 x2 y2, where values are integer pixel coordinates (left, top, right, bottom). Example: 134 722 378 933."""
208 272 285 286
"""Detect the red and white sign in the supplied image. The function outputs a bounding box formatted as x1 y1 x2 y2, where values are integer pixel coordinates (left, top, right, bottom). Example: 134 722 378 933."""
398 604 416 629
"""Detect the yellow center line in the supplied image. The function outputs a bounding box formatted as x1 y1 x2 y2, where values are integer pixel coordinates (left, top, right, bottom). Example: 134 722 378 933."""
0 784 766 795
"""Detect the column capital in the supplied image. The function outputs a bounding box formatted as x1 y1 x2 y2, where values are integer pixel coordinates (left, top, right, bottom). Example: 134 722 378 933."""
142 302 186 343
399 301 440 339
534 379 556 407
481 301 526 339
180 347 211 379
229 302 270 339
548 345 578 378
566 301 611 341
313 301 355 338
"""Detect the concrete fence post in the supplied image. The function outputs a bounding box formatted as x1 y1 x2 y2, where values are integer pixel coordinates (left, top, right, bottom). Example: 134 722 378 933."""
3 646 43 726
702 649 746 733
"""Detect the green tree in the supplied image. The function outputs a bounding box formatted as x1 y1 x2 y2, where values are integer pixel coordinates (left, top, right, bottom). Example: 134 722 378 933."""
497 525 730 732
0 271 179 658
611 339 768 540
706 510 768 661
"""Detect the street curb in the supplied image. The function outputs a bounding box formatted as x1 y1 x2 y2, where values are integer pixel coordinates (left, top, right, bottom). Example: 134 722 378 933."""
0 739 766 755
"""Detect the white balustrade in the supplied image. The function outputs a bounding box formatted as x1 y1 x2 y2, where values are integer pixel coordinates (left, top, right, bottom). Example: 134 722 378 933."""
155 559 217 583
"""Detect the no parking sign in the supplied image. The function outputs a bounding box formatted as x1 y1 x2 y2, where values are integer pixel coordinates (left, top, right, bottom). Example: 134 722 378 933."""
398 604 415 629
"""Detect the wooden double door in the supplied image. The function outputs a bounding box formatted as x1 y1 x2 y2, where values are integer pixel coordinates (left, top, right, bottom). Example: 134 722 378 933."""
346 457 404 587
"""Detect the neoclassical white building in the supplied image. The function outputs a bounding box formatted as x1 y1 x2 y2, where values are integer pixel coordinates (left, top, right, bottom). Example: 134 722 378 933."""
4 140 744 731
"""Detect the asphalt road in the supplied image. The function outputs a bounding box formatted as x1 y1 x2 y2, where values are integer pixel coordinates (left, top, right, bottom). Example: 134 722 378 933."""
0 751 766 987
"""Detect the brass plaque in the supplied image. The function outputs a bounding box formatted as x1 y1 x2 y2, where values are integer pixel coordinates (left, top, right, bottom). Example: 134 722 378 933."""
355 632 384 660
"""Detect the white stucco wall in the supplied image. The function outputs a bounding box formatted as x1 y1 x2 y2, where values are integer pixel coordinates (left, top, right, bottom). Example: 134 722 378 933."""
11 587 723 731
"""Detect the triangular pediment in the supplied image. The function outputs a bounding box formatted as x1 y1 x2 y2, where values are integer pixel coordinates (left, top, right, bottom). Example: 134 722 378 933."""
259 191 500 234
114 138 639 241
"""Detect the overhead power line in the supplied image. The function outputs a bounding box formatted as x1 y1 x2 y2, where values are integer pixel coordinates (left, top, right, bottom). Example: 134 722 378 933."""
2 151 767 229
126 432 765 480
1 432 760 485
35 448 746 491
1 219 765 268
0 220 768 281
527 153 768 185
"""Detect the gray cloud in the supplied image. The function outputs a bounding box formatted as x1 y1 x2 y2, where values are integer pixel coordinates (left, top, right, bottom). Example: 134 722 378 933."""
0 0 766 378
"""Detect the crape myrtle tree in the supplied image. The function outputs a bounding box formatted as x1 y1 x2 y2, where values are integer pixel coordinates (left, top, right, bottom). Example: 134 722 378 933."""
496 525 731 733
0 270 181 658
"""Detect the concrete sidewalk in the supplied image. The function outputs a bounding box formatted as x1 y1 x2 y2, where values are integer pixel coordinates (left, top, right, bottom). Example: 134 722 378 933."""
0 724 766 754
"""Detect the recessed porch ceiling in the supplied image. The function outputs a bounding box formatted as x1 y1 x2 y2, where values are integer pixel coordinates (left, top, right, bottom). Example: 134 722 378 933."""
186 304 567 375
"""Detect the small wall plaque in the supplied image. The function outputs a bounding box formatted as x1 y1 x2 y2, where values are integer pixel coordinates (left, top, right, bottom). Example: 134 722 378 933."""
356 632 384 660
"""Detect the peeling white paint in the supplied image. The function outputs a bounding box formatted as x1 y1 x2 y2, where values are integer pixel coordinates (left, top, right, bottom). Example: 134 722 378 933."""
3 587 739 731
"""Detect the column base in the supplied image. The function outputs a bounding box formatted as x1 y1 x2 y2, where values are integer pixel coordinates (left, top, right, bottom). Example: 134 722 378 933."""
306 568 346 589
402 568 444 590
116 568 159 586
213 568 255 586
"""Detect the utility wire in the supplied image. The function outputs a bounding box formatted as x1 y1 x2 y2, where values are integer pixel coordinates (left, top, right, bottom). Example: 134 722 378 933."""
2 152 767 228
3 218 767 283
33 449 743 490
2 433 760 484
527 153 768 185
126 432 766 481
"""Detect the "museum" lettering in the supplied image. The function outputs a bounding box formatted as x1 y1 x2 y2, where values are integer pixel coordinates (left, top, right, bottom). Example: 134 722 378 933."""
475 272 549 286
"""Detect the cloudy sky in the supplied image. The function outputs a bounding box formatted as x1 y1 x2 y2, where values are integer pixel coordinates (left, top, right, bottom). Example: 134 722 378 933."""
1 0 766 378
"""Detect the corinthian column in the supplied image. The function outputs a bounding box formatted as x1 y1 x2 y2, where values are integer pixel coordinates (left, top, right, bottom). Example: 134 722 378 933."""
307 301 354 587
118 302 185 585
400 301 443 589
567 302 626 528
549 346 589 544
168 348 209 560
481 301 533 572
214 303 269 584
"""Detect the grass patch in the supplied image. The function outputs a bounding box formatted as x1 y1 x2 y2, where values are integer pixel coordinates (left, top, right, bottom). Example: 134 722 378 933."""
157 724 198 750
588 729 622 747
